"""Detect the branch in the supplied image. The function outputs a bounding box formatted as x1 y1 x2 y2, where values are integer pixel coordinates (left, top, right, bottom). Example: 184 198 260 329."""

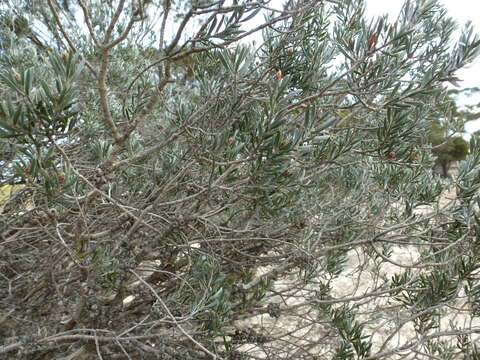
46 0 97 76
98 49 122 143
102 0 126 45
130 270 221 359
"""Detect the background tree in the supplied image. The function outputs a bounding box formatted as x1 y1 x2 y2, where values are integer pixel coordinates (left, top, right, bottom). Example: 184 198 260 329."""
429 88 480 177
1 1 480 359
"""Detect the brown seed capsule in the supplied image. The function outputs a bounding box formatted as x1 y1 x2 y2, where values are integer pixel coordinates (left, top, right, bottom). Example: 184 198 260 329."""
287 48 294 54
48 208 58 219
275 69 282 80
387 152 396 160
58 172 66 182
226 137 233 145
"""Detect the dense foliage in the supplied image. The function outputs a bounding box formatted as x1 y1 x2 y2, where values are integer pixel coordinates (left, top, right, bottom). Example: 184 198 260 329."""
1 0 480 359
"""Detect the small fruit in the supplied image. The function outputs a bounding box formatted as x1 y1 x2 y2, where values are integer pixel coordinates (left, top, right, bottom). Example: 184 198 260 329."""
387 152 396 160
287 48 294 54
58 172 66 182
226 137 233 145
48 208 58 219
275 69 282 80
14 72 21 80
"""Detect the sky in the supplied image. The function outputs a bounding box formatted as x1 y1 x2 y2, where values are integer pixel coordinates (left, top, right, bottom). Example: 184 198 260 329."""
364 0 480 134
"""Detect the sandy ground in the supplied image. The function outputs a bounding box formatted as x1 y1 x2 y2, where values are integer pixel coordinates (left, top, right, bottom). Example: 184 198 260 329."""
234 185 480 359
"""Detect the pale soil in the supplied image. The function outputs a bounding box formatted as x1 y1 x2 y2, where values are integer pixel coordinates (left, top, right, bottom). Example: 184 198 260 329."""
235 185 480 359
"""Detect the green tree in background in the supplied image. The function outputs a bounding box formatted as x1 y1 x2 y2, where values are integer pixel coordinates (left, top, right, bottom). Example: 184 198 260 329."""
1 1 480 359
429 122 468 177
429 88 480 177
